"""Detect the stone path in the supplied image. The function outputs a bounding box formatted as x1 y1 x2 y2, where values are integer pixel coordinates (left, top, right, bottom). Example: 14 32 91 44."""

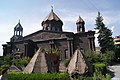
108 64 120 80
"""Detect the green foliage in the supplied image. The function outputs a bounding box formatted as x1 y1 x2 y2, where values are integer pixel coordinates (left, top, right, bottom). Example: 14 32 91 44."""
105 74 111 80
0 55 30 72
0 64 9 72
102 51 115 63
95 12 114 53
44 48 60 56
73 74 110 80
8 72 111 80
93 73 111 80
3 54 13 66
84 51 115 64
64 59 70 67
115 44 120 60
77 76 93 80
0 57 4 66
14 57 31 67
8 72 70 80
84 51 98 63
0 55 12 72
93 63 106 75
92 63 110 80
0 54 13 71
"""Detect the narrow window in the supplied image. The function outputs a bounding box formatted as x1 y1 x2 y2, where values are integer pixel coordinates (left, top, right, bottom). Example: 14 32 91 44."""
65 49 68 59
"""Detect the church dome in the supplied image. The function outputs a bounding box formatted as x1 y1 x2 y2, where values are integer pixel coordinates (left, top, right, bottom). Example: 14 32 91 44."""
14 21 23 31
41 9 63 32
76 16 84 24
42 9 63 26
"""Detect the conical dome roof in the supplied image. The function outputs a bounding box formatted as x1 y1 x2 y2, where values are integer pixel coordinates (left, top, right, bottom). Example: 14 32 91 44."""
14 21 23 31
76 16 84 24
42 9 63 26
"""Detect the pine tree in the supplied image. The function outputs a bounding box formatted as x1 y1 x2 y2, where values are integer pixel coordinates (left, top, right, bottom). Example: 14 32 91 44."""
95 12 114 53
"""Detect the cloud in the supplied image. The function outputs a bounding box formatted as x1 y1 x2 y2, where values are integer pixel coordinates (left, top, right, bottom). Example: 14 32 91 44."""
59 8 97 30
1 5 120 56
110 26 115 33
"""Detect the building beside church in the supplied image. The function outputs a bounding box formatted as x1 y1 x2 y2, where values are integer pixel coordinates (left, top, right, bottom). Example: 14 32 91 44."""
2 9 95 61
114 35 120 45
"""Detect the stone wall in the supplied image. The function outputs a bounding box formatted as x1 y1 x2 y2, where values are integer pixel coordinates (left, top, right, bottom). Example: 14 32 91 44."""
74 31 95 53
23 30 74 60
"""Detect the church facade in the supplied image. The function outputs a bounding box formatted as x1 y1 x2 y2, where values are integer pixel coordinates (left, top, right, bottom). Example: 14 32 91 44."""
2 9 95 61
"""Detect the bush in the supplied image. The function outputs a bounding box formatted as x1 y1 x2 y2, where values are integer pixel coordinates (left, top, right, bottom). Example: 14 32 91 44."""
93 73 111 80
8 72 70 80
93 63 106 75
84 51 115 64
103 51 115 63
77 76 93 80
14 57 31 67
84 51 101 63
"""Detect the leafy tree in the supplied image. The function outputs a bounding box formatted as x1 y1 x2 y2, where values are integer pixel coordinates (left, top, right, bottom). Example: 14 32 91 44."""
95 12 114 53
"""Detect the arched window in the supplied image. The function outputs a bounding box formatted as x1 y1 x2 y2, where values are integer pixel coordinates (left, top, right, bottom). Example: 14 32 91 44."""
65 49 68 59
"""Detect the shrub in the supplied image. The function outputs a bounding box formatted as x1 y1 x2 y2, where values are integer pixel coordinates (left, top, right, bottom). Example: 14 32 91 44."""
14 57 31 67
84 51 100 63
93 63 106 76
77 76 93 80
84 51 115 64
103 51 115 63
93 73 111 80
105 74 111 80
8 72 70 80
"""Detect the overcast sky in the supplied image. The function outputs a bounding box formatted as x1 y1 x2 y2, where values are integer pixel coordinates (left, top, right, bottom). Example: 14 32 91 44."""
0 0 120 56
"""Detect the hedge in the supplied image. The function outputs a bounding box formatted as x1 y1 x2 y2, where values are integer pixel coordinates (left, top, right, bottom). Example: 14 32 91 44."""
8 72 70 80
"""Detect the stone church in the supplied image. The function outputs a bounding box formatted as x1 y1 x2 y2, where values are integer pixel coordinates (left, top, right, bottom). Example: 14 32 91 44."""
2 9 95 61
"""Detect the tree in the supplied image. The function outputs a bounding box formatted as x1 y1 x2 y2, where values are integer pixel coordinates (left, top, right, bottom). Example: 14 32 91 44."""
95 12 114 53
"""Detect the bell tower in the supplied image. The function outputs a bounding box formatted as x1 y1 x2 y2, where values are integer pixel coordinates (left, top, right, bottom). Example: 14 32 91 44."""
11 20 23 42
14 20 23 36
76 16 85 33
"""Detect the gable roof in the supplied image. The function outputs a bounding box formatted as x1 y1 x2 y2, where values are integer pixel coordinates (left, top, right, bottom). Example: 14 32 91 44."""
23 30 74 39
